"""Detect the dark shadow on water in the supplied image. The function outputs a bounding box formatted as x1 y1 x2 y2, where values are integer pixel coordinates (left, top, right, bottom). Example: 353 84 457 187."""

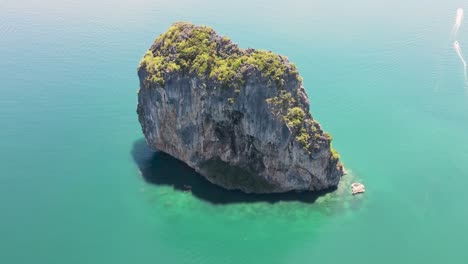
131 139 335 205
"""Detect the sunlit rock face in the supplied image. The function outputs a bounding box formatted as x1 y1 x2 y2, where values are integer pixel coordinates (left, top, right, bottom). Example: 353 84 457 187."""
137 22 344 193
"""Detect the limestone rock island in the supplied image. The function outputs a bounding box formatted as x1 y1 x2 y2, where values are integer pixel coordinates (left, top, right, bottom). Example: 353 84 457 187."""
137 22 345 193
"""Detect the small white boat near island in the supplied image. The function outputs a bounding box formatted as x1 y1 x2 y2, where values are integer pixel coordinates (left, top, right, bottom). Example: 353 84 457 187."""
351 183 365 195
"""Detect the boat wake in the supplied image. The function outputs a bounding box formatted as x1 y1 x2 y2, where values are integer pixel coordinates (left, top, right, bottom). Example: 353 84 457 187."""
451 8 464 39
450 8 468 88
454 41 468 85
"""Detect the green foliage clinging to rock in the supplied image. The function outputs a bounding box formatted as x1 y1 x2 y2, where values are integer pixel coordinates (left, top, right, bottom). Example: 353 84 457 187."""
266 90 328 153
138 22 301 88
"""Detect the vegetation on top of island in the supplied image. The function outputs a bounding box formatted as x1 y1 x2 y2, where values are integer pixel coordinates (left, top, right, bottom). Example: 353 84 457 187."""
139 22 301 88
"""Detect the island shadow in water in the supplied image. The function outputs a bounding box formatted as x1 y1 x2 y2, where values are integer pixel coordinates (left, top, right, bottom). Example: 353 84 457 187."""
131 139 336 205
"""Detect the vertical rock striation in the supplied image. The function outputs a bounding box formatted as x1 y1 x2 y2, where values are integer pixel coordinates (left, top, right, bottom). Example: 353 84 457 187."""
137 22 344 193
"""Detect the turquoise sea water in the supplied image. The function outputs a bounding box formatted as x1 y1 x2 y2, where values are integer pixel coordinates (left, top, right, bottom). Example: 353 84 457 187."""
2 0 468 263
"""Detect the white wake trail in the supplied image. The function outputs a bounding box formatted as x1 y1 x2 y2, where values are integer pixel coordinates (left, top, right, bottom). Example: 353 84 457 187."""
454 41 468 85
451 8 464 38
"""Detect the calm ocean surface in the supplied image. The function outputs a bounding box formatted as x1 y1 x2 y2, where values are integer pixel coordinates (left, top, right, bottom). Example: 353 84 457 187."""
2 0 468 263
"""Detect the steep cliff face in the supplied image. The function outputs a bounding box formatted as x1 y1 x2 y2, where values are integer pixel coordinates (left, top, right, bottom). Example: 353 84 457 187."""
137 22 344 193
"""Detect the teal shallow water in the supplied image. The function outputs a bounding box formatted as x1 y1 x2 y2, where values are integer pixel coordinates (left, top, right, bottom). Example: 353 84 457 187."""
2 0 468 263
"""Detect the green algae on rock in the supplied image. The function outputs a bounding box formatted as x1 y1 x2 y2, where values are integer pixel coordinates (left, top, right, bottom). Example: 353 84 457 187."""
137 22 344 193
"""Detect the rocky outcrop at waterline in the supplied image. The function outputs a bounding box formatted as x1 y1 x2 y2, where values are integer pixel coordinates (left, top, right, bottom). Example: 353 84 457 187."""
136 22 345 193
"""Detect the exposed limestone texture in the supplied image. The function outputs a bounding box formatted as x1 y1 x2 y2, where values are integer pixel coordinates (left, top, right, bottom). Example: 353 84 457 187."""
137 22 344 193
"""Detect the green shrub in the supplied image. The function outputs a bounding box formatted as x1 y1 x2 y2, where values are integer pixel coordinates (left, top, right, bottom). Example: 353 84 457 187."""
331 146 340 161
284 107 305 129
296 128 311 150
